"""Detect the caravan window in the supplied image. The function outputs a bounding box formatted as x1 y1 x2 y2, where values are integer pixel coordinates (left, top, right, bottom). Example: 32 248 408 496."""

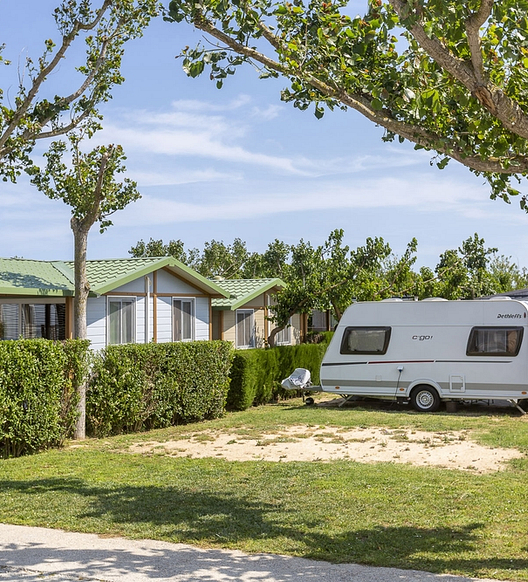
466 327 523 357
340 327 391 355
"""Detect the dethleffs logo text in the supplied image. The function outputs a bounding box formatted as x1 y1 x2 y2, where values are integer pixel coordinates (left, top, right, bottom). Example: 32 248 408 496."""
497 313 523 319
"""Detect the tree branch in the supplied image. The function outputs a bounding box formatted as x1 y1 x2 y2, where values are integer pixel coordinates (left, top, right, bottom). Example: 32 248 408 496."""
193 12 528 174
0 1 112 152
81 146 113 231
388 0 476 86
388 0 528 140
465 0 493 85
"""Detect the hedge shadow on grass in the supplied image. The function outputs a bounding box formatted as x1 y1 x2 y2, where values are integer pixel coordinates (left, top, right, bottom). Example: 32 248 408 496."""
2 476 527 578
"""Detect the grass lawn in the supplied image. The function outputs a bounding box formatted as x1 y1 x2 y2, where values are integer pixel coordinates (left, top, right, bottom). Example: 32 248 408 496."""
2 397 528 580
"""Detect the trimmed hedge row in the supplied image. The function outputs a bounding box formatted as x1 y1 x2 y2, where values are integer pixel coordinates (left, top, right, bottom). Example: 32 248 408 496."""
227 341 330 411
0 335 330 455
87 341 233 437
0 339 90 458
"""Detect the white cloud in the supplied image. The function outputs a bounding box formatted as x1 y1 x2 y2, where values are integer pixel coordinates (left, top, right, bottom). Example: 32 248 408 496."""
94 99 440 180
94 98 313 175
129 109 235 135
250 104 283 121
99 123 310 174
100 104 423 178
170 95 252 112
305 152 423 177
0 193 27 208
116 174 489 227
130 168 242 187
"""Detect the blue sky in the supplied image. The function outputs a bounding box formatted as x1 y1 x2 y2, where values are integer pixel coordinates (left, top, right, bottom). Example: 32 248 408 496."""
2 1 528 271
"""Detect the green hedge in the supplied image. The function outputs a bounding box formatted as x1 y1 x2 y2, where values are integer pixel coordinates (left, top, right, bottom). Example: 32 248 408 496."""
0 335 328 453
227 342 329 411
305 330 335 345
0 339 90 458
87 341 233 437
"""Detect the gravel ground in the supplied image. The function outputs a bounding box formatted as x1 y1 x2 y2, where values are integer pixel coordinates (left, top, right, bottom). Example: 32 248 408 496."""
0 524 511 582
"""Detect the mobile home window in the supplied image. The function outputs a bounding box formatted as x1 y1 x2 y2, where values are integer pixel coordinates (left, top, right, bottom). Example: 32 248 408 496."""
340 327 391 355
0 303 65 340
0 304 20 340
466 327 523 357
173 298 194 342
236 309 255 349
108 298 135 345
275 318 292 346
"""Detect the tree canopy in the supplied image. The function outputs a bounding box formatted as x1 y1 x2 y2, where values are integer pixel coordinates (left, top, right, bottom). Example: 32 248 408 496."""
129 237 251 277
31 133 140 341
165 0 528 208
0 0 158 182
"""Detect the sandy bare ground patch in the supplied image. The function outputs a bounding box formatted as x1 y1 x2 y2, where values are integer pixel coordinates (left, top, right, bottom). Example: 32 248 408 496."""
129 426 523 473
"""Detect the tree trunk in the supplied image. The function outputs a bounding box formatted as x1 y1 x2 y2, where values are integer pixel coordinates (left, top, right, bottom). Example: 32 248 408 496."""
72 218 90 440
267 325 282 348
331 302 342 323
72 220 90 340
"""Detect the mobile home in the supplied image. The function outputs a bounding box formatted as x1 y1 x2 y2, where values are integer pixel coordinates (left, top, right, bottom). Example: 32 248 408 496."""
284 298 528 412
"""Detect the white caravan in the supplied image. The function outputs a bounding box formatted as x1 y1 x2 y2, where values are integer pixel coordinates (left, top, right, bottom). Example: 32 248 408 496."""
283 298 528 412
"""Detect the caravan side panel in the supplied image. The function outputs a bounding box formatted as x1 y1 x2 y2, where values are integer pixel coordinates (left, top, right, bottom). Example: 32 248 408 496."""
320 300 528 404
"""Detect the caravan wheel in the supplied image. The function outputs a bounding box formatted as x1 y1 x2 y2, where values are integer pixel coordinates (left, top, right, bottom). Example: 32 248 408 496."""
411 386 440 413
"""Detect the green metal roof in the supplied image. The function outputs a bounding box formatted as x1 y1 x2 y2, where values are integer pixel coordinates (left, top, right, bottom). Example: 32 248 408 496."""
63 257 164 294
0 258 74 296
83 257 230 297
212 278 286 310
0 257 230 298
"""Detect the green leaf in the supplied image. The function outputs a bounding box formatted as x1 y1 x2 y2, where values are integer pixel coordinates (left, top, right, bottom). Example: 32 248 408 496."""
189 61 205 78
436 157 449 170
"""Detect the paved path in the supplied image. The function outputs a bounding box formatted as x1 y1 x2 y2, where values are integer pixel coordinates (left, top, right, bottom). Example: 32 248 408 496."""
0 524 505 582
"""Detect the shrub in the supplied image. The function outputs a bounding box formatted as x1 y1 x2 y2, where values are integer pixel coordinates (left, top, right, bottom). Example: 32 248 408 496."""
87 341 233 437
0 339 90 458
304 330 334 344
227 342 329 410
227 350 276 410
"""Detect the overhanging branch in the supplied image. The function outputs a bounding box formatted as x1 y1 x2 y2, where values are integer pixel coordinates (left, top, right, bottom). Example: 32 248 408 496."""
194 12 528 175
388 0 528 140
